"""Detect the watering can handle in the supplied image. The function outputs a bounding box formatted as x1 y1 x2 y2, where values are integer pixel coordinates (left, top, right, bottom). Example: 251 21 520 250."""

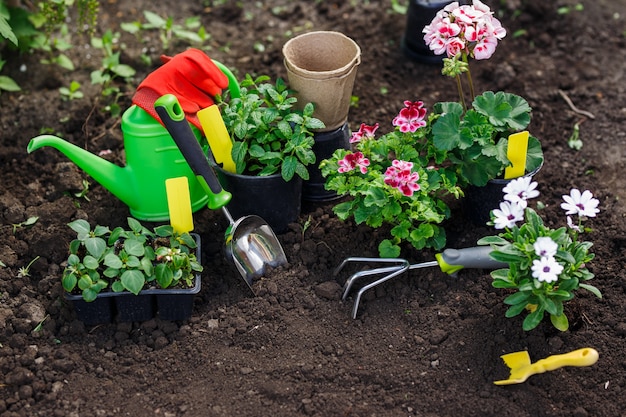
212 60 241 99
154 94 232 211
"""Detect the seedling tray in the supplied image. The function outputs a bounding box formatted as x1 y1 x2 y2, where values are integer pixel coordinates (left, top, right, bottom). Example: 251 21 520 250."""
65 233 202 324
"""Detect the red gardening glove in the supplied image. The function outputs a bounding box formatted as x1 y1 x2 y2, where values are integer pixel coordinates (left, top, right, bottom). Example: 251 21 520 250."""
132 48 229 129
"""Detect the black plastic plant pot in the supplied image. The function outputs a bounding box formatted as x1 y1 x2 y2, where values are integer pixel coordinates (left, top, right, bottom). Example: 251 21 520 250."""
463 165 542 227
215 167 302 234
303 122 350 202
402 1 467 64
65 233 202 324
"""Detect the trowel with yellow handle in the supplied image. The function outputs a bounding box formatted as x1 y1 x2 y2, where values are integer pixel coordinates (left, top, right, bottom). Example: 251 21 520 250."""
504 131 529 180
197 104 236 173
165 176 194 234
494 347 599 385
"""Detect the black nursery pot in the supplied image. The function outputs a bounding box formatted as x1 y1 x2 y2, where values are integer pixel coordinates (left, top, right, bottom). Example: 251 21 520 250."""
303 122 350 202
215 167 303 234
65 234 202 325
463 165 543 227
402 0 468 64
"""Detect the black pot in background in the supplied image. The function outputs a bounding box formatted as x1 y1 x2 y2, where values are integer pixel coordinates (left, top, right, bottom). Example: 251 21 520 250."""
463 165 543 227
402 0 468 64
303 122 350 202
215 167 302 234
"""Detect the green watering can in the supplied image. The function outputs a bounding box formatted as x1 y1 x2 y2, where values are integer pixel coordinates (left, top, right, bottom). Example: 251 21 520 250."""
26 61 240 222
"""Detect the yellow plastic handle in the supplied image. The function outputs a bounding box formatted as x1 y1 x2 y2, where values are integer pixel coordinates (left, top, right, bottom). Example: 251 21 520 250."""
197 105 236 173
165 177 194 234
504 131 529 179
532 348 599 373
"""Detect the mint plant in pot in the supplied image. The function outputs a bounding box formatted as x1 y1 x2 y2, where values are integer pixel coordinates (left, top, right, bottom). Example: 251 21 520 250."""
478 177 601 331
423 0 544 225
62 217 203 324
215 74 325 233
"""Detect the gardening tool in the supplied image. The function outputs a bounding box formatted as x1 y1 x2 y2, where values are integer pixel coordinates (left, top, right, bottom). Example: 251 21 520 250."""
165 177 194 234
26 58 238 222
335 246 506 319
154 94 287 291
197 105 236 173
494 348 599 385
27 105 212 221
504 130 529 179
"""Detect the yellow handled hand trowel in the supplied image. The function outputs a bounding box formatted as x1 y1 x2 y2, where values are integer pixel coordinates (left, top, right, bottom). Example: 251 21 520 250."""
504 131 529 180
494 347 599 385
165 177 194 234
197 105 236 173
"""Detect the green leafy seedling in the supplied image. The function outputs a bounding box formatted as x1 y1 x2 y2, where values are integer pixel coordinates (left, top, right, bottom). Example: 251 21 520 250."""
18 256 40 278
74 179 91 201
567 122 583 150
59 80 84 101
12 216 39 234
33 314 50 332
0 60 20 94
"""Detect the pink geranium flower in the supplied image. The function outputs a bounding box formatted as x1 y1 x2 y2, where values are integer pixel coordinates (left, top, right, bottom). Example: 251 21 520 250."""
350 123 379 143
338 151 370 174
384 160 421 197
423 0 506 60
392 101 427 133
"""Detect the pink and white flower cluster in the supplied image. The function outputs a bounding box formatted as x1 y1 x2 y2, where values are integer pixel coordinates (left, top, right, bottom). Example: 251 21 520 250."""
338 151 370 174
491 177 600 284
338 103 426 198
423 0 506 60
392 101 427 133
384 160 421 197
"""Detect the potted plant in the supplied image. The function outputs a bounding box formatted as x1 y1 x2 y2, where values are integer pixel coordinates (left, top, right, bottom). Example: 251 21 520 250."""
320 101 464 258
62 217 203 324
321 1 545 255
214 74 325 233
478 177 602 331
423 0 544 224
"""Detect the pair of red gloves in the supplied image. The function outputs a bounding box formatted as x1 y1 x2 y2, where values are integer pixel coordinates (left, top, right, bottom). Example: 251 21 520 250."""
132 48 229 129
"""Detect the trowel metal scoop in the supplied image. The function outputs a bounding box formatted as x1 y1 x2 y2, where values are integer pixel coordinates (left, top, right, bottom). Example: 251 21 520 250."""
155 94 287 291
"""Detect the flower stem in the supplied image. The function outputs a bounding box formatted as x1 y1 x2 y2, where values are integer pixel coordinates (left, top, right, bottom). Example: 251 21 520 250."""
462 53 475 102
455 74 466 112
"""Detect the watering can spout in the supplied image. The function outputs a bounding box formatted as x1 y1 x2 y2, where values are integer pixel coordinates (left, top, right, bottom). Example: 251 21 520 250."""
27 134 136 208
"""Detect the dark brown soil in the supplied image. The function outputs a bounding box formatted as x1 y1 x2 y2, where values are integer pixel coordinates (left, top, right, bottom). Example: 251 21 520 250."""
1 1 626 416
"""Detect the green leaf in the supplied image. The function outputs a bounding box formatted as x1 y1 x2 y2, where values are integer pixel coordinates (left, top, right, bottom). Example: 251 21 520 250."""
503 291 530 306
103 253 123 269
112 64 136 79
83 255 100 270
0 75 20 92
61 272 77 292
124 239 145 257
550 313 569 331
68 219 91 236
504 301 527 318
155 263 173 288
432 112 462 151
378 239 400 258
120 269 145 295
522 306 545 331
0 14 18 46
143 10 167 27
56 54 75 71
579 283 602 298
281 155 297 181
85 237 107 259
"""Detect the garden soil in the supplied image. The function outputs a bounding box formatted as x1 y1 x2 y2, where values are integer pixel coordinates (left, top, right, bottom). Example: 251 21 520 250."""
1 1 626 416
